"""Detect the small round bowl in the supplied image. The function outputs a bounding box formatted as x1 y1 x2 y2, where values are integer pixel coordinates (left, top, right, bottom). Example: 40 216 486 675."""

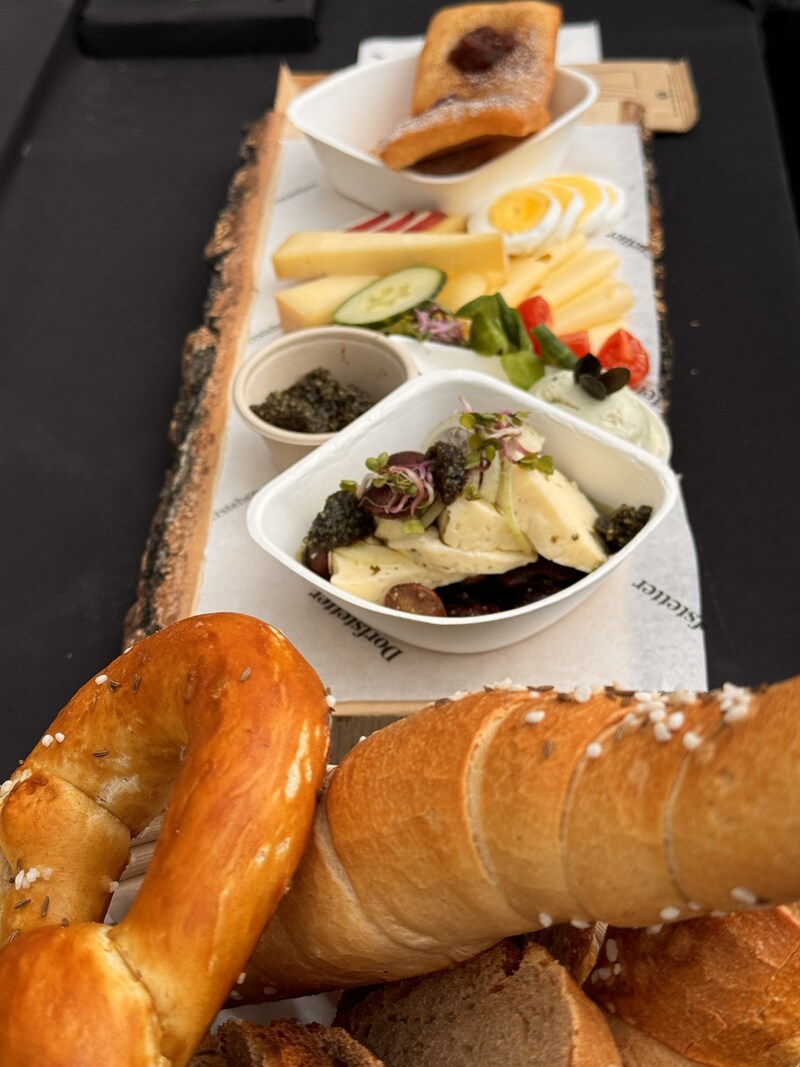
233 326 418 470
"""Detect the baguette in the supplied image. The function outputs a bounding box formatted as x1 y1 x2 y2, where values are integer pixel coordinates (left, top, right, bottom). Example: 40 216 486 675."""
240 679 800 1000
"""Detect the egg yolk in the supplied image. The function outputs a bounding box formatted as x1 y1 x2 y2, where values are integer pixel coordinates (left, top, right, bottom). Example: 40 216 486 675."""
488 188 555 235
550 174 609 229
535 179 585 237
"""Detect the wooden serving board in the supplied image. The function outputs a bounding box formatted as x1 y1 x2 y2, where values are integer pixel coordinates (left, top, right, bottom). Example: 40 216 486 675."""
122 65 669 651
123 109 285 646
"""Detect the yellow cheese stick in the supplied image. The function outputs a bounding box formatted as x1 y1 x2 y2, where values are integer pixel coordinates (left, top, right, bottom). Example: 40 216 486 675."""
272 231 507 286
535 248 620 310
428 215 467 233
274 275 379 332
587 320 626 351
436 271 488 311
551 280 634 334
498 233 585 308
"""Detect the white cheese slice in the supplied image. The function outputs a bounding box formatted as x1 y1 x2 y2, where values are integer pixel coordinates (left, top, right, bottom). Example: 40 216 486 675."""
330 541 453 603
388 528 532 576
330 528 532 604
438 496 527 555
502 463 608 573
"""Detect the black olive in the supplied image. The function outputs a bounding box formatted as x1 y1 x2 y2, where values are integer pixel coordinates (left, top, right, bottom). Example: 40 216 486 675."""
599 366 631 394
386 450 427 467
574 353 631 399
360 482 399 517
304 546 331 580
361 451 432 518
573 353 602 383
576 374 608 400
384 583 447 616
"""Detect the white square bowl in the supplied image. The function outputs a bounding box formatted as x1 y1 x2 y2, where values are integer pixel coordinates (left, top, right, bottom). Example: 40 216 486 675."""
287 54 598 216
247 371 678 655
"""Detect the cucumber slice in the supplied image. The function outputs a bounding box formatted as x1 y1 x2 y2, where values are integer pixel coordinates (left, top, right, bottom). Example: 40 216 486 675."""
332 266 446 327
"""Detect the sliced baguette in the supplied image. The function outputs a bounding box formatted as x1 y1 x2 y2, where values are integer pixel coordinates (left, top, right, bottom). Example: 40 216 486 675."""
244 679 800 1000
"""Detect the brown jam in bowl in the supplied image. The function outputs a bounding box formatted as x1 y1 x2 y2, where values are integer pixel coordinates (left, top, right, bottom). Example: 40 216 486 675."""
448 26 516 73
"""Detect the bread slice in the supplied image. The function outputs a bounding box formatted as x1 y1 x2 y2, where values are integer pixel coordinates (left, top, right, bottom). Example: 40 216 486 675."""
335 938 621 1066
190 1018 384 1067
379 1 562 171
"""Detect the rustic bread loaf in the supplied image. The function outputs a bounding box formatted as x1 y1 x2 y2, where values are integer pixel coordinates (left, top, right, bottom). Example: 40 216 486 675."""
379 1 562 171
603 1015 697 1066
335 938 621 1066
586 905 800 1066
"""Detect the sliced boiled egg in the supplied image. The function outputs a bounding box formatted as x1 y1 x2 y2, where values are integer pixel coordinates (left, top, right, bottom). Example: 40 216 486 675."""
547 174 626 236
534 178 586 242
596 177 627 231
468 185 561 255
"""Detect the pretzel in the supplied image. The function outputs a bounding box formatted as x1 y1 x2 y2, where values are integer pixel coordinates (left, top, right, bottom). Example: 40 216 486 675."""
0 612 331 1067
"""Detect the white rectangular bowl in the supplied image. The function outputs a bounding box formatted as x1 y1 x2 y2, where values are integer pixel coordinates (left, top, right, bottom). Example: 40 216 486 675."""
287 54 598 215
247 371 678 655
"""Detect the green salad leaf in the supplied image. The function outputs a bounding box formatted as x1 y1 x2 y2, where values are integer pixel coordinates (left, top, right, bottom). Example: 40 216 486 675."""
458 293 545 390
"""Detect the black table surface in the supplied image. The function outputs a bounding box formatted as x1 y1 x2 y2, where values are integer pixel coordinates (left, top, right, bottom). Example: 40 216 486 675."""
1 0 799 772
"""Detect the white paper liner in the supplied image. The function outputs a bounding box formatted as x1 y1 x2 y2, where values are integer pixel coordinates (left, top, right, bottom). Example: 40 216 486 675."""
195 39 707 695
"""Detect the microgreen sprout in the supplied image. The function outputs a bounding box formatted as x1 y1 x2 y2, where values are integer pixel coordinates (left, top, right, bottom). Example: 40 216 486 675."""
353 451 437 519
413 306 468 344
458 410 553 474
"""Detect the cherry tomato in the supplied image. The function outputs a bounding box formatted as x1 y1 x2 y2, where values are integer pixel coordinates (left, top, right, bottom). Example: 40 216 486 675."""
517 296 553 354
557 330 592 359
596 329 650 388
